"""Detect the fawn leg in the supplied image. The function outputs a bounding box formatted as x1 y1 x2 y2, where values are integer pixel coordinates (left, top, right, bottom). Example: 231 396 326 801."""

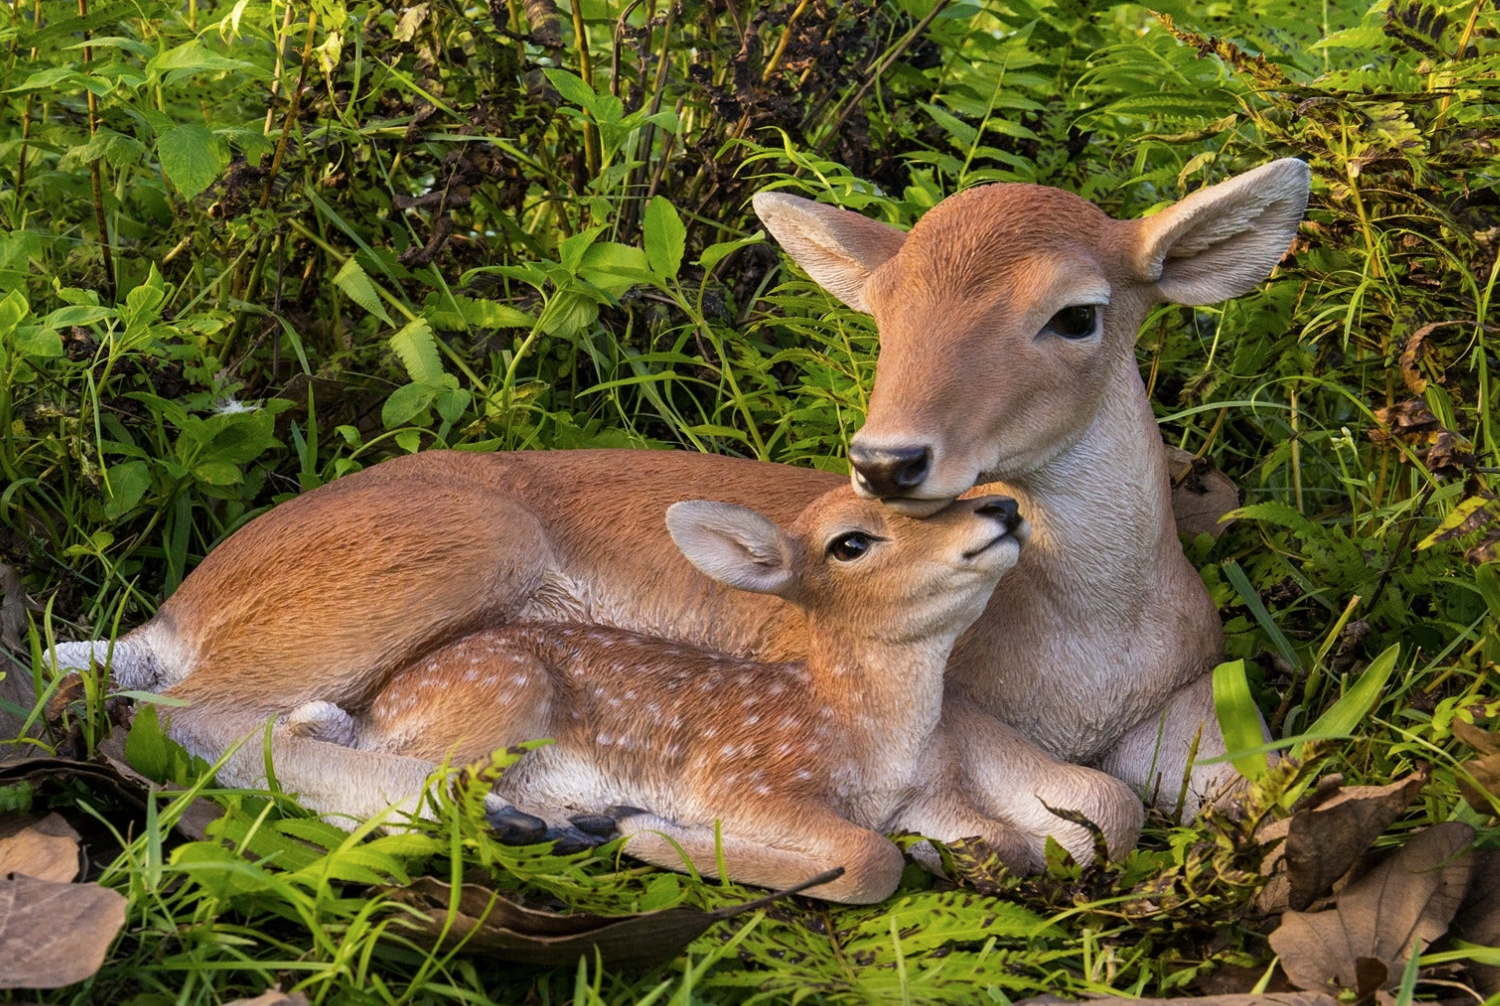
615 806 905 904
945 699 1144 865
162 694 438 823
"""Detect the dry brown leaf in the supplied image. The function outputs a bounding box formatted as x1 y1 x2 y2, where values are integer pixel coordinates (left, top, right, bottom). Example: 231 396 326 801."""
0 814 82 884
1282 773 1427 911
1452 720 1500 815
1448 848 1500 997
0 874 127 989
1166 446 1240 539
1269 821 1474 998
383 867 841 968
0 754 222 843
223 990 311 1006
0 564 28 652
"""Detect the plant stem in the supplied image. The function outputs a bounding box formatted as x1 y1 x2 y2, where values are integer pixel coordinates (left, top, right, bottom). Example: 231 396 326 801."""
77 0 116 300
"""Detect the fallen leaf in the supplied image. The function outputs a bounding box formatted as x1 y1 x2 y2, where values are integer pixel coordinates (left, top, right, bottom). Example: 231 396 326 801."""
1448 848 1500 997
1282 773 1427 911
1452 720 1500 816
382 867 842 968
0 564 29 652
0 874 127 989
0 754 222 843
1269 822 1474 997
1398 322 1445 395
0 814 82 883
1166 446 1240 539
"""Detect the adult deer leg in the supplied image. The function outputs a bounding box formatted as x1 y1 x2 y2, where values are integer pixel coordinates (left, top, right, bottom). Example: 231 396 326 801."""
1096 671 1256 818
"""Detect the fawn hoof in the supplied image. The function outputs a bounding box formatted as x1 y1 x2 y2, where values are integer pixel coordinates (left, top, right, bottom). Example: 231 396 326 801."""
484 799 548 844
568 813 620 839
602 804 647 820
543 825 612 855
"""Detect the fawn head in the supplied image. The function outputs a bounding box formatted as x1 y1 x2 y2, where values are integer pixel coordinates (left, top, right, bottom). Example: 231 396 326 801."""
753 160 1311 507
666 486 1027 645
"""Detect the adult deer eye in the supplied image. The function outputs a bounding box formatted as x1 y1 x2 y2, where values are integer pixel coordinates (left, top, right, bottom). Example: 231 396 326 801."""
827 532 876 561
1043 305 1099 339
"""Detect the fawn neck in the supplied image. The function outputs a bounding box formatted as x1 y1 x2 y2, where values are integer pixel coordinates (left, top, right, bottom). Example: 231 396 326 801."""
802 613 960 760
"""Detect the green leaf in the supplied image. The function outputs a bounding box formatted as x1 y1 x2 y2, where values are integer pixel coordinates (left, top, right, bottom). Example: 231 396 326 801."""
1303 643 1401 748
423 294 535 331
643 197 686 279
333 258 395 325
1212 660 1268 780
0 289 29 333
104 460 151 518
543 68 598 111
382 383 437 428
389 318 444 385
13 326 63 359
699 233 764 272
157 124 226 200
147 40 263 79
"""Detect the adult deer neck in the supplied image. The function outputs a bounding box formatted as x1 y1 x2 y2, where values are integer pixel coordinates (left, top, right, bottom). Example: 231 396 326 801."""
999 358 1181 613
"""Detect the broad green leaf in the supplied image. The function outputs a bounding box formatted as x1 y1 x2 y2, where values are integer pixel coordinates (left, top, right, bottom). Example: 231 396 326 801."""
0 289 29 333
382 382 436 428
389 317 444 385
434 384 471 423
1212 660 1268 780
333 258 395 325
699 233 764 272
1476 564 1500 623
147 40 262 79
1304 643 1401 747
44 304 112 328
580 242 651 296
14 326 63 359
643 197 686 279
104 460 151 518
157 124 225 200
192 460 243 485
543 68 598 111
5 67 86 93
424 294 534 331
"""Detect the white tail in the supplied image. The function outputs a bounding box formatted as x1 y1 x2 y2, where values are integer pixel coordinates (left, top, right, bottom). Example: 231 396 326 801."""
46 161 1308 825
285 488 1140 903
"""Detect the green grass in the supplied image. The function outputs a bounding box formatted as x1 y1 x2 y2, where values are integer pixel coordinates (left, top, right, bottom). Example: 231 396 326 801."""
3 0 1500 1002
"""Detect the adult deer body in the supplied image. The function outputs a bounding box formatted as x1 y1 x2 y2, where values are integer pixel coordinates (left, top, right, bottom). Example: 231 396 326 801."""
53 160 1309 820
283 488 1141 902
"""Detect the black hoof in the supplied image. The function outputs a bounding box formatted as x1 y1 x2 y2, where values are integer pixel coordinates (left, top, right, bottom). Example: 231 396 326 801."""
568 813 620 839
486 805 548 845
602 804 647 820
543 825 611 856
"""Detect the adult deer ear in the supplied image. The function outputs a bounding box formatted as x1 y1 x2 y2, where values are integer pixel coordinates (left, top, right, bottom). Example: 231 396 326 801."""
753 192 906 313
1132 158 1310 306
667 501 797 597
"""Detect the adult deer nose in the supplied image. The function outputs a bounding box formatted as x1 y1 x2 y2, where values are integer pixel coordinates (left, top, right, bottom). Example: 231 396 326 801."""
974 497 1022 535
848 444 931 497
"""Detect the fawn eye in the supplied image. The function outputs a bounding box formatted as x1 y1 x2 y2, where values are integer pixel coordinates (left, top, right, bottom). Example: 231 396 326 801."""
827 532 877 561
1043 304 1099 339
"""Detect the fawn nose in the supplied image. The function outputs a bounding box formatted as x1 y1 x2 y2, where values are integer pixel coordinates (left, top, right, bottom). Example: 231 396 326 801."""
849 444 932 497
975 497 1023 535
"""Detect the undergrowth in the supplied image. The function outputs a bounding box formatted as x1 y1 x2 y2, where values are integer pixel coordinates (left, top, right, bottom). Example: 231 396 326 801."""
2 0 1499 1002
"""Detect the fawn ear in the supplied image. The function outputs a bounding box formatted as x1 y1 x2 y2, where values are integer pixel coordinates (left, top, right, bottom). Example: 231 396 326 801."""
1131 158 1310 306
667 501 797 597
753 191 906 313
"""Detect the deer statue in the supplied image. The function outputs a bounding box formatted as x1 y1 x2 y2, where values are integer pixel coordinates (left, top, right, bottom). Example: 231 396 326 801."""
48 159 1309 824
278 487 1143 902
